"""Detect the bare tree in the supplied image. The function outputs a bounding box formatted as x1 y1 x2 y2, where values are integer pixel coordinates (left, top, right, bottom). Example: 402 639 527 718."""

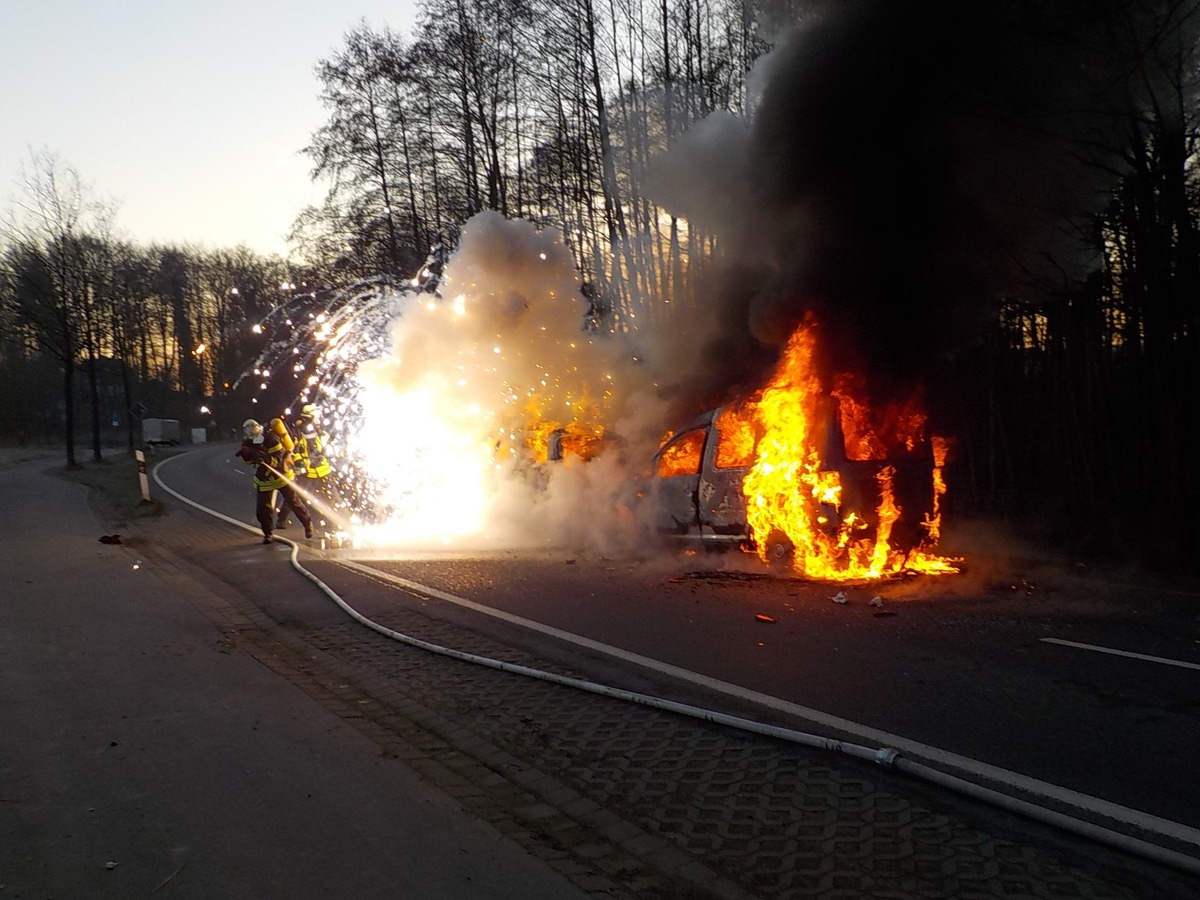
1 151 115 466
306 24 413 279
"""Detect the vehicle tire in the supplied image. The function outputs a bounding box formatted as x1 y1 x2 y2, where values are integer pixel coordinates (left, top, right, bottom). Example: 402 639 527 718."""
764 529 794 567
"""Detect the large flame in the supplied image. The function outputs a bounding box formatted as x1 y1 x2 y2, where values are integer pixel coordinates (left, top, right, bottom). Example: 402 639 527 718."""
742 321 959 580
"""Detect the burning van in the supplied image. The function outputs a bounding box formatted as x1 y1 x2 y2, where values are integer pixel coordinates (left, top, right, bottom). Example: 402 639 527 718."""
644 325 956 580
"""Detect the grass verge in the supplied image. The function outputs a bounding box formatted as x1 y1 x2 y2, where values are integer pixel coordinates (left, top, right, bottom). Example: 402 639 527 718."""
52 448 183 527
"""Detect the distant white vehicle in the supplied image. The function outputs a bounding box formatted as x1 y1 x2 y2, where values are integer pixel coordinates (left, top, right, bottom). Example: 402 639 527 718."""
142 418 181 446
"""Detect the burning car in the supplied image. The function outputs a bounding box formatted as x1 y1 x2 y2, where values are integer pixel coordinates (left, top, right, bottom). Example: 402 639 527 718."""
645 324 955 580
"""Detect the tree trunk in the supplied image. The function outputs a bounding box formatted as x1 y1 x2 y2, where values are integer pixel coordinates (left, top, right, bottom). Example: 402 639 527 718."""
87 351 102 461
63 359 77 468
121 357 135 452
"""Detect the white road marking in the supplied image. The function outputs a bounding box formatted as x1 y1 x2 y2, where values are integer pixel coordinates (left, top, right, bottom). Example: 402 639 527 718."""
1041 637 1200 672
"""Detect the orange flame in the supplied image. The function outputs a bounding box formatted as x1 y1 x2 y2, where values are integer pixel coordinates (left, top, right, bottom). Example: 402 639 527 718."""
657 428 705 477
742 320 959 580
922 435 950 544
714 405 757 469
526 420 607 463
523 389 608 463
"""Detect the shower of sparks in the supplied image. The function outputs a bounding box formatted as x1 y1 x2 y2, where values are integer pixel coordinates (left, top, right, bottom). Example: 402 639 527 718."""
232 213 639 549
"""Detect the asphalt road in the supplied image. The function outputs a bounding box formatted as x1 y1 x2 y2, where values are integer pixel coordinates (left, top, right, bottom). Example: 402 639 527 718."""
158 442 1200 839
0 450 597 900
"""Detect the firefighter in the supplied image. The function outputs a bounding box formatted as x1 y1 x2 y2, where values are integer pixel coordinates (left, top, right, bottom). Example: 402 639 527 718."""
236 418 313 543
292 404 338 515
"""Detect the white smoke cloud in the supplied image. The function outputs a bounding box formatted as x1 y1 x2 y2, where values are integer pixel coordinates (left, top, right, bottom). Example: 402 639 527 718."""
347 210 668 553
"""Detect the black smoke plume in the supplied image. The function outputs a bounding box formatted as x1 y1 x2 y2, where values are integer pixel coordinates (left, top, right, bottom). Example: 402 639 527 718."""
646 0 1162 416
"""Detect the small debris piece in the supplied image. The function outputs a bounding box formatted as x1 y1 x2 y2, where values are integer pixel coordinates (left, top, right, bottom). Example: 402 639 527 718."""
873 611 897 618
98 534 122 544
151 864 186 894
869 596 884 608
755 613 776 623
105 861 118 870
831 591 848 605
564 558 576 565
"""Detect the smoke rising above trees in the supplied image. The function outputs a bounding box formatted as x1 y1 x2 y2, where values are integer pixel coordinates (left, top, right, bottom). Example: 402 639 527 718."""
645 1 1186 403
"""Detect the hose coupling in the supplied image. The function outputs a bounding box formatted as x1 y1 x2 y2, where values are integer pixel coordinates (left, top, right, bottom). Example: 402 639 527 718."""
874 747 900 769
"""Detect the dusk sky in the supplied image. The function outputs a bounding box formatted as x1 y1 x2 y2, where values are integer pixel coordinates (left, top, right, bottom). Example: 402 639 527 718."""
1 1 419 258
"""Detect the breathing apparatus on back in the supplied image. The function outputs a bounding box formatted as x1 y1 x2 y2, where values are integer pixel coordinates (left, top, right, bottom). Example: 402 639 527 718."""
269 417 294 451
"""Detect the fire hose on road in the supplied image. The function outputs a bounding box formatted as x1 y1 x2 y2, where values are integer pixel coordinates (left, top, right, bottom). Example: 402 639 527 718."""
152 452 1200 878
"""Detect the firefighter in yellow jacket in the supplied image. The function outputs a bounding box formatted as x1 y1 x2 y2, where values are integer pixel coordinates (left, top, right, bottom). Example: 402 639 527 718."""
237 418 313 543
292 404 338 508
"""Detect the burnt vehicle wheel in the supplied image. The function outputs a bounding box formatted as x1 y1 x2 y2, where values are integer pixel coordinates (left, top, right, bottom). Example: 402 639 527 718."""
763 529 795 567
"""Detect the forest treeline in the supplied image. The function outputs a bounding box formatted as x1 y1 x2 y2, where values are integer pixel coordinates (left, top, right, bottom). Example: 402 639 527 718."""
2 0 1199 568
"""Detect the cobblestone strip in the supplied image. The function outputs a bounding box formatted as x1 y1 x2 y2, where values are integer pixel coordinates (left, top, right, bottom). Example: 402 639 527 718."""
295 617 1186 900
137 510 1199 900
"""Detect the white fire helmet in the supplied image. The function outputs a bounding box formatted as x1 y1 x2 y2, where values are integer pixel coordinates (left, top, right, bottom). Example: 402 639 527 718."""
300 403 319 419
243 418 264 442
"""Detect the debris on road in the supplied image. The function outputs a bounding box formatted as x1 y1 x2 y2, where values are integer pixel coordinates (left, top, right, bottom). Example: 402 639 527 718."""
832 591 848 604
755 613 776 623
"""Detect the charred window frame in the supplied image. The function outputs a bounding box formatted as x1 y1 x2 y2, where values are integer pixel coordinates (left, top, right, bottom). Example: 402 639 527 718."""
656 429 706 478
